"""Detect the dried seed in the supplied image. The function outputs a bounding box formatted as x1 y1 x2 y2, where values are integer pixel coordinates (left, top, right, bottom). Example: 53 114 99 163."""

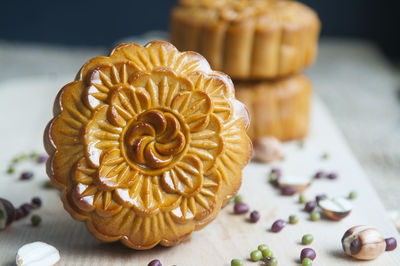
300 248 316 261
271 219 285 232
234 202 249 214
385 237 397 251
250 211 260 223
148 259 162 266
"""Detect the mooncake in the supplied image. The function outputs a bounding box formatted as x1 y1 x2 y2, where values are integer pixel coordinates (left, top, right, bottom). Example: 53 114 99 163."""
235 74 312 141
44 41 252 249
170 0 320 80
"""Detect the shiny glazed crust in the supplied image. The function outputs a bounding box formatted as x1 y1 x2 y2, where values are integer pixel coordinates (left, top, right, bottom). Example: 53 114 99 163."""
44 41 252 249
235 74 312 141
170 0 321 80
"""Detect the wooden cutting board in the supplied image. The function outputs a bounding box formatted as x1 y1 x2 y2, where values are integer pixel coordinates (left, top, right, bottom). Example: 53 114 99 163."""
0 76 399 266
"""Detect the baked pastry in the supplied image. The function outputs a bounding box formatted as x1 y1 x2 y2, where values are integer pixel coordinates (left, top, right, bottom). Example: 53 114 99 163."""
170 0 320 80
235 74 312 141
44 41 252 249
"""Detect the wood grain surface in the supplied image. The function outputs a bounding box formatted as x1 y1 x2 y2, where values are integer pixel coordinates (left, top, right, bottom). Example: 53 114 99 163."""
0 77 399 265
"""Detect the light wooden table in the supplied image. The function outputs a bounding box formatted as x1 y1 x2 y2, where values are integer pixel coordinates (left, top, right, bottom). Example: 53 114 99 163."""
0 77 399 265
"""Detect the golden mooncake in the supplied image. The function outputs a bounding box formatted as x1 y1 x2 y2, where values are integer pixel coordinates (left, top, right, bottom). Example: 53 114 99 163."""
44 41 252 249
235 74 312 141
170 0 320 80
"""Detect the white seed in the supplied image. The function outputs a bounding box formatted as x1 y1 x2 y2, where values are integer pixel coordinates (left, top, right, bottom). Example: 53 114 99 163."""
253 137 282 163
278 175 313 193
318 197 352 220
16 241 60 266
342 225 386 260
389 210 400 232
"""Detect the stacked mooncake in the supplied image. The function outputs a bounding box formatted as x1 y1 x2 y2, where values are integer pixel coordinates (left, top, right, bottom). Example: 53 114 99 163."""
170 0 320 141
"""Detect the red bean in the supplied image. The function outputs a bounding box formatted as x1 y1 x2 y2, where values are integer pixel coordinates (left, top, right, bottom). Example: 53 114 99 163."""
314 171 324 179
271 219 285 232
385 237 397 251
234 202 249 214
148 259 162 266
281 186 297 196
327 172 338 180
250 211 260 223
300 248 316 261
20 171 33 180
304 201 316 212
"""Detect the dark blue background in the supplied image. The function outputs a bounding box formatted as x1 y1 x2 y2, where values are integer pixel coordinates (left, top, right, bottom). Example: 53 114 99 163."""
1 0 399 58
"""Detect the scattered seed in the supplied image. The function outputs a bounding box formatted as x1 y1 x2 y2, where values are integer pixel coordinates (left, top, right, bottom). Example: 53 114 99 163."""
230 259 243 266
315 194 327 203
258 244 269 252
37 155 48 164
299 194 307 204
327 172 338 180
31 197 42 208
234 202 249 214
31 215 42 226
302 234 314 245
271 219 285 232
385 237 397 251
261 248 273 258
302 258 313 266
234 195 243 203
264 257 278 266
310 211 321 221
29 152 39 159
321 153 329 160
298 140 305 149
314 171 324 179
304 201 316 212
271 168 281 175
19 203 32 216
289 215 299 224
43 180 54 189
20 171 34 181
15 208 24 220
301 248 316 261
7 165 15 174
0 198 16 229
250 211 260 223
348 191 357 200
147 259 162 266
250 250 262 261
13 154 27 163
281 186 297 196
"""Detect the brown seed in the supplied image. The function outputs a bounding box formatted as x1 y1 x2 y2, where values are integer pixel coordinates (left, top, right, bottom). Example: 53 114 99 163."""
234 202 249 214
271 168 281 176
314 171 324 179
315 194 327 203
0 198 16 230
148 259 162 266
15 208 24 220
31 197 42 208
19 203 32 216
37 155 48 164
385 237 397 251
250 211 260 223
300 248 316 261
304 201 316 212
271 219 285 232
20 171 34 180
281 186 297 196
327 172 338 180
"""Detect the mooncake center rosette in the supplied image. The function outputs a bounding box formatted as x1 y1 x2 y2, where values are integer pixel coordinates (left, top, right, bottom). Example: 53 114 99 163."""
123 109 188 170
45 41 252 249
